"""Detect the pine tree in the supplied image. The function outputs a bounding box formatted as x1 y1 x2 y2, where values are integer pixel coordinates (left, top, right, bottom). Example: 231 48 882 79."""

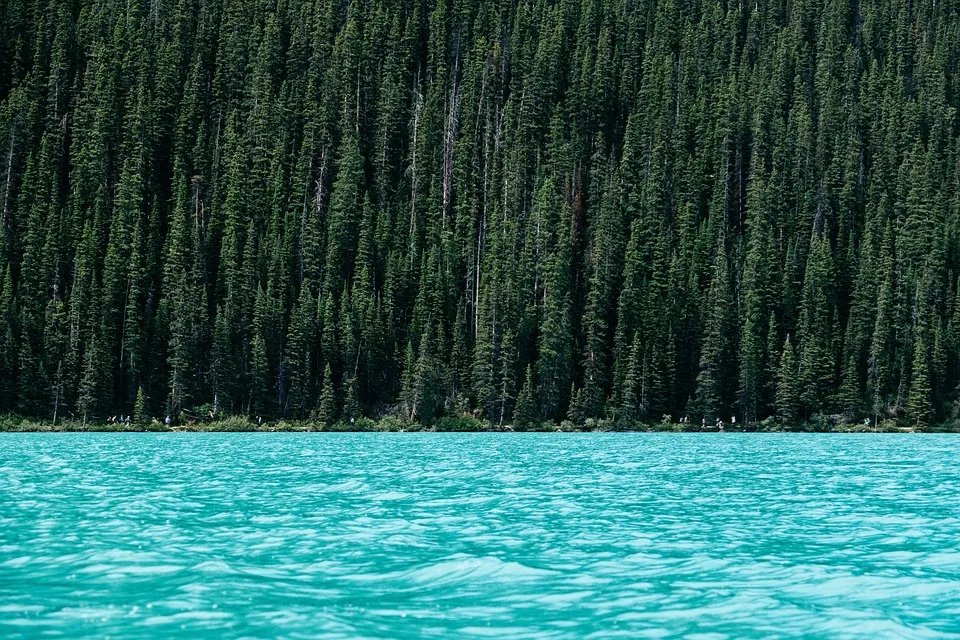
284 287 315 418
907 332 932 429
249 332 270 416
567 385 586 426
694 239 731 422
343 375 361 424
739 167 772 425
535 175 573 421
316 363 338 426
513 365 538 429
798 231 837 416
134 387 148 424
776 335 801 428
77 340 100 425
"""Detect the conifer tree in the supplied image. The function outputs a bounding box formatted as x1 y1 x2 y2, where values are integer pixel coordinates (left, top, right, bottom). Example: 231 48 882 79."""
907 332 932 429
284 287 316 418
134 387 148 424
513 365 538 429
776 336 801 427
798 231 837 416
694 239 731 422
535 175 573 421
316 363 337 426
739 168 772 424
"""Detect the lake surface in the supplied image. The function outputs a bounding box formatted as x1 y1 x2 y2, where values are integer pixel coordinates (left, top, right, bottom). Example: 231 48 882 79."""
1 433 959 639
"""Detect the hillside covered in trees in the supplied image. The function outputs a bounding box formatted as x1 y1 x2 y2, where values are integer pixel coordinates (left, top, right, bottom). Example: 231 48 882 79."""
2 0 960 428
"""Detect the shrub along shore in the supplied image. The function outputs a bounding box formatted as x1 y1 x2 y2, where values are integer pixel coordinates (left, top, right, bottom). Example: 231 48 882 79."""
1 414 948 434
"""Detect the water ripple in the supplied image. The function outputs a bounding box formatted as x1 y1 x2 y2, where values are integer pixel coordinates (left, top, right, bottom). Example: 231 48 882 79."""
1 433 959 638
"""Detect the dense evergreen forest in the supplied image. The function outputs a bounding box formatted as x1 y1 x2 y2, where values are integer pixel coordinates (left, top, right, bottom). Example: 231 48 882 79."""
3 0 960 429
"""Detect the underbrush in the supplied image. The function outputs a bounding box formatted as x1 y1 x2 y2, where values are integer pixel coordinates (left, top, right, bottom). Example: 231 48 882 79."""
1 412 954 433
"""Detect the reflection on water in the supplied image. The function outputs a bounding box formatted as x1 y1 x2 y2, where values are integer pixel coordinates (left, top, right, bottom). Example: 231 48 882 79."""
1 433 959 639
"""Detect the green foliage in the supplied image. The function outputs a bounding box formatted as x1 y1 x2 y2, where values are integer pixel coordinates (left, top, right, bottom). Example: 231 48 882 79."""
907 332 933 429
513 366 538 430
375 416 421 432
433 416 490 432
204 416 256 432
316 364 337 427
2 0 960 429
694 240 732 422
133 388 149 424
776 336 802 428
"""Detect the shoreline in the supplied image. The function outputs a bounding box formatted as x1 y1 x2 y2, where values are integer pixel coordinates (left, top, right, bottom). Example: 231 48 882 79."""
0 417 943 434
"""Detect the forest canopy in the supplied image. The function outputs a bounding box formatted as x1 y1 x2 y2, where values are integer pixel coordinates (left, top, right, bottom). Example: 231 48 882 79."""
2 0 960 428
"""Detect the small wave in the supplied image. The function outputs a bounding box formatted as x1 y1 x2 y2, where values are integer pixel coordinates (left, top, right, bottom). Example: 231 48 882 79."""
191 560 238 575
367 491 410 501
401 555 555 587
250 514 296 524
0 556 31 569
322 479 367 493
140 610 233 626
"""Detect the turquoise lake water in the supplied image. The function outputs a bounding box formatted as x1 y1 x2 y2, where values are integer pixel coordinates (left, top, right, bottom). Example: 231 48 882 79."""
1 433 959 639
